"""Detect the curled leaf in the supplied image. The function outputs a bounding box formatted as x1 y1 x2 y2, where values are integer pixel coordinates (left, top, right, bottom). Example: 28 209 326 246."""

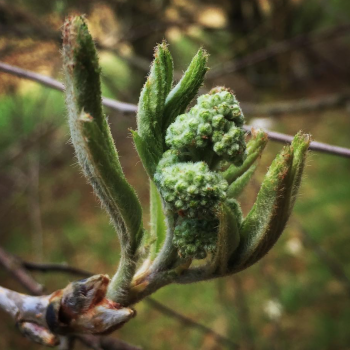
229 133 310 272
63 16 143 303
136 42 174 175
224 128 268 184
163 48 209 136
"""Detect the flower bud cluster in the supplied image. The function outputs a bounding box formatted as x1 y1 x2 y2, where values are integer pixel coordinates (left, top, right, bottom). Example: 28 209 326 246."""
154 88 247 259
154 160 228 218
173 219 218 259
165 89 246 165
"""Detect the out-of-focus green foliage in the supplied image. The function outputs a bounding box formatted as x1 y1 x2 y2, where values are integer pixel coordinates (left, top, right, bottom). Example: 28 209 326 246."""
1 0 350 349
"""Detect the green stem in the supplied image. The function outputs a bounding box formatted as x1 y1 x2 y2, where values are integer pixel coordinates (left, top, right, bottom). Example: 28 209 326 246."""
209 153 221 171
150 213 178 272
107 254 137 303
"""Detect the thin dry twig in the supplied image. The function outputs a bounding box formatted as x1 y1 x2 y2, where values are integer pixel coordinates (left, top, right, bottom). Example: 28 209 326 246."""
76 334 142 350
242 92 350 116
27 149 44 263
2 61 350 116
0 123 57 167
230 276 255 350
0 62 138 113
145 298 239 349
1 61 350 159
22 261 92 277
0 246 43 295
296 223 350 297
242 126 350 158
259 262 283 350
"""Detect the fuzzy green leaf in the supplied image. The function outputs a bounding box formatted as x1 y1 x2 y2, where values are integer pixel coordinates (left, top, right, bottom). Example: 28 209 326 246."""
132 130 160 178
158 41 174 96
227 164 257 198
163 48 209 136
288 132 311 210
224 129 268 184
136 42 174 173
229 134 310 272
208 204 241 275
149 180 167 259
229 146 293 272
62 16 143 302
80 119 144 247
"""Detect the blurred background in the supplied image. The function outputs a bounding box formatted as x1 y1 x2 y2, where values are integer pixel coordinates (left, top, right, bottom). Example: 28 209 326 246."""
1 0 350 349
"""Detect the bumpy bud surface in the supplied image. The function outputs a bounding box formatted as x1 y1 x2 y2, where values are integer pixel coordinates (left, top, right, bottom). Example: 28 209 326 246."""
173 219 218 259
212 127 246 166
165 88 246 165
154 161 228 217
156 149 181 168
155 87 250 259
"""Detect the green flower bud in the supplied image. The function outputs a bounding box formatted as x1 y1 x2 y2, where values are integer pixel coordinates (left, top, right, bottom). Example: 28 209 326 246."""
216 102 231 116
213 127 246 165
198 123 212 136
157 150 181 168
154 161 228 217
231 105 242 117
165 88 247 166
212 115 226 129
173 218 219 259
198 109 211 122
210 94 222 106
188 118 199 130
219 91 235 104
200 100 211 109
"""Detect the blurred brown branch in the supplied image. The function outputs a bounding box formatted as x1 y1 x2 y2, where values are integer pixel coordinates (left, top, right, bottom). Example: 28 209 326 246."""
207 23 350 79
230 276 255 350
0 247 142 350
145 298 238 349
0 62 137 112
259 262 284 350
0 123 58 167
1 61 350 159
22 261 92 277
3 61 350 117
217 276 255 350
4 254 238 348
0 0 60 42
242 126 350 158
296 224 350 297
0 246 43 295
3 0 350 84
242 93 350 116
75 335 142 350
0 1 153 74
